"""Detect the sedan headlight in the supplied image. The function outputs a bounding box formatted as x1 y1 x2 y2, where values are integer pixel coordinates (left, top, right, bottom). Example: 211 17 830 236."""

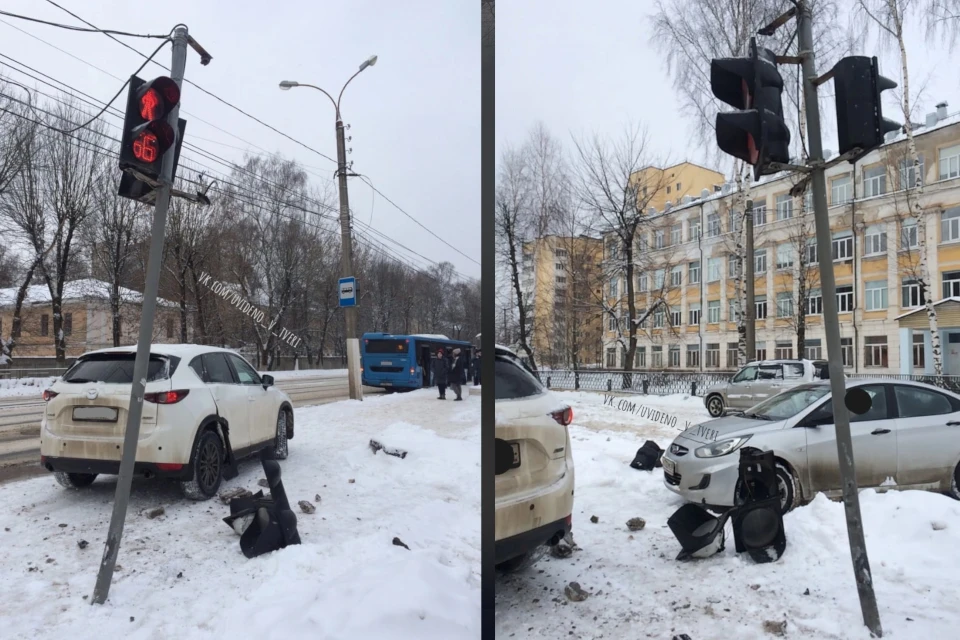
695 435 751 458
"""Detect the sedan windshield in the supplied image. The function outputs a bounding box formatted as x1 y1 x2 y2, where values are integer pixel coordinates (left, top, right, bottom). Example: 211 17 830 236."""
745 385 830 420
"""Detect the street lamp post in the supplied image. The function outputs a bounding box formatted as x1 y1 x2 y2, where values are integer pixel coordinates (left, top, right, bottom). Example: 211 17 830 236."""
279 55 377 401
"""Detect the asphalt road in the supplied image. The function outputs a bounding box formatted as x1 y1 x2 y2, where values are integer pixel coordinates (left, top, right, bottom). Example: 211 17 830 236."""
0 374 384 485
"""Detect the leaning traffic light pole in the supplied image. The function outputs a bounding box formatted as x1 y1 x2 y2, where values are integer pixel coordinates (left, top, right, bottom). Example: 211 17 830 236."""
91 26 191 606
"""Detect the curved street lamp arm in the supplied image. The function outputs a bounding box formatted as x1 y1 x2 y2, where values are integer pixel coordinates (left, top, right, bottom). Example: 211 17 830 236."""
336 69 365 117
294 83 338 115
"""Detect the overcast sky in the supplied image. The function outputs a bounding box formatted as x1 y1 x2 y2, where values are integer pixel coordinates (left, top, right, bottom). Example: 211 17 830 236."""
497 0 960 176
0 0 480 280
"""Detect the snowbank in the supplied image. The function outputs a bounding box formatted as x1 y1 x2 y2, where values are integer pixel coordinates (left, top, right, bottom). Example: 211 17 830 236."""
0 376 59 399
0 390 480 639
495 390 960 639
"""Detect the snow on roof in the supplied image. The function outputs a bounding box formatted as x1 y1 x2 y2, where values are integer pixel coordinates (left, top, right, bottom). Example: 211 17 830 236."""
895 297 960 320
411 334 451 340
0 279 177 308
82 344 240 358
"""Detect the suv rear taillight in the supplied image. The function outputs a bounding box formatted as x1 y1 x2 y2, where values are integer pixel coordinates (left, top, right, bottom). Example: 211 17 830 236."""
144 390 190 404
42 389 58 402
550 406 573 426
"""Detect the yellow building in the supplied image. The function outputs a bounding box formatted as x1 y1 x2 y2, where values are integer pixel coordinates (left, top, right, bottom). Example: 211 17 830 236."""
520 235 604 367
631 162 726 212
602 102 960 375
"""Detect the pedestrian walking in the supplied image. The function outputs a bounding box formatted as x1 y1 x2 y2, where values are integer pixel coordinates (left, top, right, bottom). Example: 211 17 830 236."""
472 349 481 386
432 348 450 399
450 348 466 401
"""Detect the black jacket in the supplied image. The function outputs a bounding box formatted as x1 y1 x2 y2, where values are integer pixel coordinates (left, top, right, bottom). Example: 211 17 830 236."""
451 353 467 384
432 355 450 385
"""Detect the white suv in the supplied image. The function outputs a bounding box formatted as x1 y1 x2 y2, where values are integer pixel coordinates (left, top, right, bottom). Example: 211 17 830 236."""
39 344 294 500
494 346 575 572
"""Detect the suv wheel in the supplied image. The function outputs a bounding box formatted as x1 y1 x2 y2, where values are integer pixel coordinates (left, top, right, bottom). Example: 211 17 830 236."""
706 394 725 417
180 430 224 501
54 471 97 489
274 409 289 460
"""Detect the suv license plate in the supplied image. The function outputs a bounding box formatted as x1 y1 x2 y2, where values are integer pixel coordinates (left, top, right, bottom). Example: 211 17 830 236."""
73 406 119 422
662 456 676 475
511 443 521 467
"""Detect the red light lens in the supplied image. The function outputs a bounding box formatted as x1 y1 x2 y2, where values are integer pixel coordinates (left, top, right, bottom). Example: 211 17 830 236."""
550 406 573 427
42 389 58 402
133 130 159 163
139 88 163 120
144 390 190 404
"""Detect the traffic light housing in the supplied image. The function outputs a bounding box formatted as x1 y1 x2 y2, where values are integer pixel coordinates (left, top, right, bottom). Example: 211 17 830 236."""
119 75 186 201
833 56 900 163
711 38 791 180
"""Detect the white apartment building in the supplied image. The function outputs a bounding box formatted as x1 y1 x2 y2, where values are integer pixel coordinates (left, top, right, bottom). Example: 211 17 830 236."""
602 102 960 376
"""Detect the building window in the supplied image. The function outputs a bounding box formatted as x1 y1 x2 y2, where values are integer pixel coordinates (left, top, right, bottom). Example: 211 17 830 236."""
776 244 795 270
689 304 701 325
63 312 72 336
638 273 648 292
707 213 721 237
841 337 854 367
864 225 887 256
554 248 567 258
755 296 768 320
727 342 739 368
670 266 683 287
727 254 740 279
777 292 793 317
831 174 853 205
865 280 888 310
689 261 700 284
706 343 720 368
671 225 683 245
654 269 665 289
707 258 722 282
687 344 700 368
775 194 793 221
863 165 887 197
832 232 853 260
670 308 682 327
806 289 823 315
805 338 823 360
555 275 567 285
864 336 888 368
555 262 566 272
756 346 768 361
942 206 960 243
676 182 681 191
754 249 767 274
669 345 681 367
944 270 960 298
607 241 619 260
655 229 665 249
775 341 793 359
803 191 813 212
609 278 619 297
901 218 919 249
837 285 854 312
753 204 767 226
654 309 665 328
636 308 648 329
40 314 49 337
608 314 617 331
806 238 818 264
939 143 960 180
606 348 617 368
666 185 672 194
707 300 721 323
689 218 701 239
899 154 925 190
652 346 663 368
913 333 925 369
729 300 739 323
902 279 924 308
635 346 646 368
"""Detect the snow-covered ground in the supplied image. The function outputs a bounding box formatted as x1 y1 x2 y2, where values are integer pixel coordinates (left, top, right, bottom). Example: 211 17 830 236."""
495 390 960 639
0 390 480 639
0 375 61 398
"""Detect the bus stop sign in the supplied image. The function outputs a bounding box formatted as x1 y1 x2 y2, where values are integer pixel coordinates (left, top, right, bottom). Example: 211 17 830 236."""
339 277 357 308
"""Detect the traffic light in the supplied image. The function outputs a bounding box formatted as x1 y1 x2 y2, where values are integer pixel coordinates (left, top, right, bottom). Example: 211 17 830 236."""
118 75 186 202
832 56 900 163
711 37 791 180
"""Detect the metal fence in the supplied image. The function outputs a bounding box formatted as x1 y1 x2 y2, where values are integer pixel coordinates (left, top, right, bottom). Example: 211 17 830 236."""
537 369 736 397
0 367 70 381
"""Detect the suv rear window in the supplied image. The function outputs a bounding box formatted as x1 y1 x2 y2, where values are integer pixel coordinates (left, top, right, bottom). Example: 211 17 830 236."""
63 353 180 383
495 355 544 400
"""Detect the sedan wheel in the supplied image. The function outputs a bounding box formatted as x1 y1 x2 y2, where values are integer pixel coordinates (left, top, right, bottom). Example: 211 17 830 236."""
707 395 725 417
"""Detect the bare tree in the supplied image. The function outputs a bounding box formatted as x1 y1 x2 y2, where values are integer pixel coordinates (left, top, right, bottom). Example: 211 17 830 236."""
573 124 670 386
856 0 943 373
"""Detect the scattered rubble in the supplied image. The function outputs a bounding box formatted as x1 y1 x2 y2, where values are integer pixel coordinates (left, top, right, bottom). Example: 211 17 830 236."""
590 515 599 524
564 582 589 602
392 537 410 550
218 488 253 504
763 620 787 636
144 507 165 520
298 500 316 514
626 517 646 531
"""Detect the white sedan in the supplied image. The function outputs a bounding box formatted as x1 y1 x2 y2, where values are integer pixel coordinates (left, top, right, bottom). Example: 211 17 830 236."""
39 344 294 500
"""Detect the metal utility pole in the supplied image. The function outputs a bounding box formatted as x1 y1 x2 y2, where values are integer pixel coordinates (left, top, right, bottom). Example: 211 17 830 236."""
92 26 189 605
335 118 362 400
796 2 883 635
744 199 755 361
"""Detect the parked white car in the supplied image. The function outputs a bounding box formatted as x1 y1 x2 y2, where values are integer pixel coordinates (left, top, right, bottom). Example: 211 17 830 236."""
494 345 575 572
662 378 960 514
702 359 830 417
39 345 294 500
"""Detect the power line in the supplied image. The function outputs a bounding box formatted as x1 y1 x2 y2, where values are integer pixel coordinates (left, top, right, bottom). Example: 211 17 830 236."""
0 8 170 39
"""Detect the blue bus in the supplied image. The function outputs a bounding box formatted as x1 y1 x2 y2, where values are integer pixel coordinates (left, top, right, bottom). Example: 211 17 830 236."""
361 333 473 391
